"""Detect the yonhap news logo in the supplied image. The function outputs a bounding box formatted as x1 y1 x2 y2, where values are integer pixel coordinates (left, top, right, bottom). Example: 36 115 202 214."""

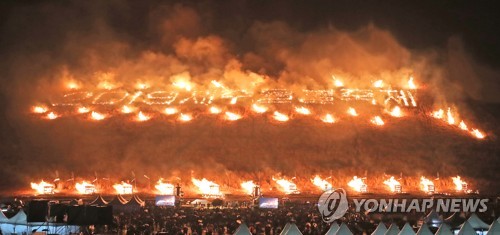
317 189 349 223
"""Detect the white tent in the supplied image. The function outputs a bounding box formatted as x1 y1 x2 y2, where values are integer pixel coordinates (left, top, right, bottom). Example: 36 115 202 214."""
335 223 353 235
371 222 387 235
457 221 476 235
325 222 340 235
385 223 400 235
415 223 433 235
233 223 252 235
398 223 415 235
465 213 490 231
0 211 9 223
280 223 303 235
487 220 500 235
423 209 442 228
435 223 453 235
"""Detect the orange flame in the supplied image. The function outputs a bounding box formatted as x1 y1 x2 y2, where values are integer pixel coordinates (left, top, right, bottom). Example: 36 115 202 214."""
408 76 417 89
121 105 134 114
155 179 175 195
46 112 58 120
333 78 344 87
389 106 403 117
164 107 178 115
471 129 485 139
113 182 133 194
225 111 242 121
230 97 238 105
370 116 385 126
91 111 106 120
420 177 435 193
172 80 192 91
67 81 80 90
383 176 401 193
78 107 91 114
273 111 289 122
209 106 222 114
348 176 366 192
136 111 151 121
135 82 149 90
459 120 468 131
432 109 444 119
446 108 455 125
241 181 256 195
273 177 299 194
32 106 48 113
312 175 332 191
191 178 221 195
252 104 268 113
347 107 358 116
295 106 311 115
373 80 383 88
31 180 55 194
75 181 96 194
321 114 336 123
178 113 193 122
452 176 467 191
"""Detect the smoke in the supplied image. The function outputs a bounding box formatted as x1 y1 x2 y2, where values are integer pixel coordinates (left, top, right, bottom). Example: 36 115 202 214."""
0 1 499 194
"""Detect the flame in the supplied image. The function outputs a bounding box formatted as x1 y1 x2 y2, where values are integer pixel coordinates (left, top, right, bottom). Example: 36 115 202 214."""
91 111 106 120
67 81 80 90
373 80 383 88
121 105 134 114
312 175 332 191
98 81 115 90
370 116 385 126
321 114 336 123
136 111 151 121
432 109 444 119
241 181 256 195
225 111 242 121
459 120 468 130
172 80 192 91
383 176 401 193
389 106 403 117
273 177 298 194
230 97 238 105
178 113 193 122
191 178 221 195
113 182 133 194
252 104 268 113
273 111 289 122
78 107 91 114
295 106 311 115
135 82 149 90
155 179 175 195
32 106 48 114
471 129 485 139
347 107 358 116
451 176 467 191
211 80 225 89
75 181 96 194
348 176 366 192
446 108 455 125
333 78 344 87
31 180 55 194
209 106 222 114
408 76 417 89
420 177 435 193
46 112 58 120
164 107 178 115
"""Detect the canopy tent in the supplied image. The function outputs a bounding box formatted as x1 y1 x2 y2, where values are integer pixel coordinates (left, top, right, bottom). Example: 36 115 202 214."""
423 209 442 228
280 223 303 235
371 222 387 235
335 223 353 235
385 223 401 235
126 195 145 207
89 195 108 206
464 213 490 231
415 223 433 235
435 223 453 235
397 223 415 235
444 212 466 228
487 220 500 235
325 222 340 235
0 211 9 223
233 223 252 235
457 221 475 235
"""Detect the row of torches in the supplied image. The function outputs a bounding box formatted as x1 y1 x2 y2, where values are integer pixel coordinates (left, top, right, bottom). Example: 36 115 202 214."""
30 175 470 196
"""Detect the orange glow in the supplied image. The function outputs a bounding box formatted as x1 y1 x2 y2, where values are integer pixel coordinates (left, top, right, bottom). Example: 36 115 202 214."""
459 120 468 131
383 176 401 193
121 105 134 114
155 179 175 195
333 78 344 87
136 111 151 121
46 112 58 120
273 111 289 122
135 82 149 90
229 97 238 105
172 80 192 91
452 176 467 191
312 175 332 191
113 182 133 194
294 106 311 115
211 80 225 88
178 113 193 122
471 129 485 139
77 107 91 114
164 107 178 115
191 178 221 195
321 114 336 123
389 106 403 117
67 81 80 90
348 176 366 192
370 116 385 126
420 177 435 193
209 106 222 114
252 104 268 113
75 181 96 194
31 180 55 194
91 111 106 120
225 111 242 121
408 76 417 89
347 107 358 116
32 106 48 114
98 81 115 90
241 181 256 195
373 80 383 88
272 177 299 194
432 109 444 119
446 108 455 125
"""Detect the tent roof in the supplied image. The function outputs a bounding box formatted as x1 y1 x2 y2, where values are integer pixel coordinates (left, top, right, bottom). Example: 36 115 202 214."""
465 213 490 230
385 223 400 235
457 221 476 235
423 209 442 225
108 195 128 205
280 223 303 235
325 222 340 235
487 220 500 234
371 222 387 235
435 223 453 235
8 209 27 225
90 195 108 206
397 223 415 235
233 223 252 235
335 223 353 235
0 210 9 223
125 195 145 206
415 224 433 235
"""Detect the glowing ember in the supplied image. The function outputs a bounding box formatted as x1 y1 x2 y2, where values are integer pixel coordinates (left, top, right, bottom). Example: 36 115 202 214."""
136 111 151 121
389 106 403 117
77 107 91 113
178 113 193 122
471 129 485 139
273 111 289 122
373 80 383 88
209 106 222 114
75 181 96 194
31 180 55 194
191 178 221 196
347 107 358 116
225 111 242 121
408 76 417 89
113 182 133 194
230 97 238 105
348 176 367 192
321 114 336 123
241 181 256 195
91 111 106 120
459 120 468 130
420 177 435 193
46 112 58 120
370 116 385 126
164 107 178 115
312 175 332 191
32 106 48 113
273 177 299 194
252 104 268 113
451 176 467 192
155 179 175 195
383 176 401 193
295 106 311 115
432 109 444 119
121 105 134 114
446 108 455 125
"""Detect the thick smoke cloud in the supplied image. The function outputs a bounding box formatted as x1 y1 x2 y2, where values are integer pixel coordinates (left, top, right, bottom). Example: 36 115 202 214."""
0 1 499 194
